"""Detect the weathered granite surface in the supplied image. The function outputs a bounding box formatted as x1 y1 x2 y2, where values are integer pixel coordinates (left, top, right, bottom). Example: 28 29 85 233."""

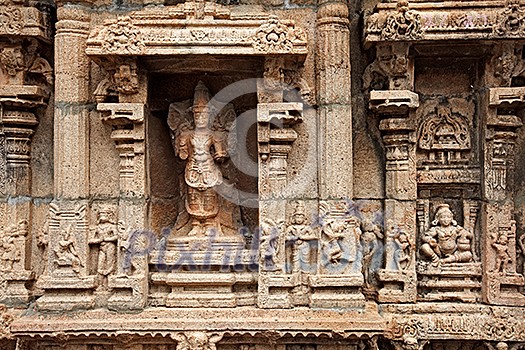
0 0 525 349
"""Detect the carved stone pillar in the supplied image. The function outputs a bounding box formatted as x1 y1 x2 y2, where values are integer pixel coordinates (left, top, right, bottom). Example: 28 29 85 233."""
96 102 148 311
257 57 304 308
0 2 53 305
312 0 364 309
316 0 352 200
482 85 525 305
371 89 419 302
36 7 97 311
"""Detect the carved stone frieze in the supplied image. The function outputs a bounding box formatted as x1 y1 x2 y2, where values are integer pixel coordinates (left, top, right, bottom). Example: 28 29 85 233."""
494 0 525 36
365 0 525 44
86 7 307 59
101 16 145 55
386 310 525 341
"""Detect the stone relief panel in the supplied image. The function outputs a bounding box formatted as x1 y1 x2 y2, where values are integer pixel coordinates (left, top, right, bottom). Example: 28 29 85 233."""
415 99 476 171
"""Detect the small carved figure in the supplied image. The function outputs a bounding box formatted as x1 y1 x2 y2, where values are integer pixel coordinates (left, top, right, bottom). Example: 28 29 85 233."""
286 201 317 273
168 81 237 238
361 222 383 287
0 226 20 271
89 209 118 289
492 232 512 274
382 0 422 40
54 224 83 274
420 204 473 265
260 219 282 271
0 46 25 85
394 230 411 270
321 217 361 265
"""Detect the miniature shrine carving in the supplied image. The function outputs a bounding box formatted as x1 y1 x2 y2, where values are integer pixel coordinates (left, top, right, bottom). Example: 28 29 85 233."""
418 105 471 165
420 204 473 265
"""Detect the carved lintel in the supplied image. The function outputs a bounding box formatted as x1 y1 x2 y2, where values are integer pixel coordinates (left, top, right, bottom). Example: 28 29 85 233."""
370 90 419 114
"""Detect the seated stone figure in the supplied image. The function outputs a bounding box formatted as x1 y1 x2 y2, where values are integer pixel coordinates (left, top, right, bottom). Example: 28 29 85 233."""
420 204 473 265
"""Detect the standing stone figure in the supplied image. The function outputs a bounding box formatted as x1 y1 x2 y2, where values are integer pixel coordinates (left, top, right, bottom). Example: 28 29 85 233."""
492 232 512 274
168 81 237 238
420 204 473 265
286 201 317 273
89 209 118 290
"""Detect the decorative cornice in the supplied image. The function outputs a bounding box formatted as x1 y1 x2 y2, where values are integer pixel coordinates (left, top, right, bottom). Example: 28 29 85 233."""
365 0 525 45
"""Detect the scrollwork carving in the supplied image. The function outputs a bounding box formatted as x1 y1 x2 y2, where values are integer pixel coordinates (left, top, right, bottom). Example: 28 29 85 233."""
101 16 145 55
253 15 305 53
0 7 22 35
494 0 525 36
382 0 423 40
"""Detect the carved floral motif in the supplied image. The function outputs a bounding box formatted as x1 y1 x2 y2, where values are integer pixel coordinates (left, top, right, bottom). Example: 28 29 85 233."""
494 0 525 36
101 16 145 55
0 7 22 35
382 0 423 40
172 332 223 350
253 15 306 53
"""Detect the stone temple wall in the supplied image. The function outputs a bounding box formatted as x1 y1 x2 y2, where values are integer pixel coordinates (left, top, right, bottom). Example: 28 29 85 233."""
1 0 525 349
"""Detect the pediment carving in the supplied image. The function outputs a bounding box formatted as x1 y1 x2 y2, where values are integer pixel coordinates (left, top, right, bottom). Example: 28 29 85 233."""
86 4 307 59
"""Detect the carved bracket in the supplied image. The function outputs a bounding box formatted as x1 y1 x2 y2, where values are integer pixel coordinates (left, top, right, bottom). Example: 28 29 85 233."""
97 103 145 195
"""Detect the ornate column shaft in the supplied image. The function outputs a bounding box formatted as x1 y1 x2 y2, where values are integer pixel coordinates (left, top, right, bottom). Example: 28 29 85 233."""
367 45 419 302
316 0 352 200
96 101 148 311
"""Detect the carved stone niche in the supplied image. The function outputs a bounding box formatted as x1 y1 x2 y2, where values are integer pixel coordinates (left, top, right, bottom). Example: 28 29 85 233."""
86 5 309 309
416 198 482 303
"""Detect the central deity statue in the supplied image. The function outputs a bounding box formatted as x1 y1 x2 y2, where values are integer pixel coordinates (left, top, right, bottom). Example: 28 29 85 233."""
168 81 240 239
420 204 473 265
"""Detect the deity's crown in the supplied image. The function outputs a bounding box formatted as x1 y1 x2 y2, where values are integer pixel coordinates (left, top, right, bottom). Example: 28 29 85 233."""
192 81 214 127
434 203 452 219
